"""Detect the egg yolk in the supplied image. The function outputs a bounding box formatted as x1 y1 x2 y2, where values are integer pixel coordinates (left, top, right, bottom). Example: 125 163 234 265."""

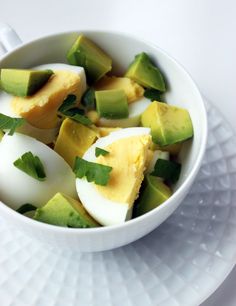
95 134 151 205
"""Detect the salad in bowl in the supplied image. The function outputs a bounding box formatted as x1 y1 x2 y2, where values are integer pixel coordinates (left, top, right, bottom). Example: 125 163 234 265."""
0 29 207 251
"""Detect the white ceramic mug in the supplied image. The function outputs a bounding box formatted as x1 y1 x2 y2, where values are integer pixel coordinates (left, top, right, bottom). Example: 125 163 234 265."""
0 24 207 252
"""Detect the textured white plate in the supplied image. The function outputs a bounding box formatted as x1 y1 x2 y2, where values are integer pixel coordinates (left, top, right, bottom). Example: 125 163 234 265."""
0 101 235 306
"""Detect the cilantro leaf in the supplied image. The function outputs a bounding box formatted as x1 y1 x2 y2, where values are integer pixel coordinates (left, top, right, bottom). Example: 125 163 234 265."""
14 151 46 181
58 95 77 112
74 156 112 186
16 203 37 214
81 88 96 110
151 159 181 184
0 113 26 135
95 147 109 157
144 88 165 102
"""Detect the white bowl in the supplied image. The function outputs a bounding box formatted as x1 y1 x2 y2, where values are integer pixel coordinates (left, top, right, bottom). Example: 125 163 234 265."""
0 26 207 252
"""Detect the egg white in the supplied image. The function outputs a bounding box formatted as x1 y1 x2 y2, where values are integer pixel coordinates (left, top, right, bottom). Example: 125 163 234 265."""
76 127 151 226
0 133 77 210
97 97 150 128
0 63 87 143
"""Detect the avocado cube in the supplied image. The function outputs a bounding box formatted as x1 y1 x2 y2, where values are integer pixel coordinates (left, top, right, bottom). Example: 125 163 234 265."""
134 175 172 216
150 142 183 156
95 89 129 119
125 52 166 92
54 118 97 167
141 101 193 146
67 35 112 83
34 193 99 228
0 69 53 97
95 76 144 103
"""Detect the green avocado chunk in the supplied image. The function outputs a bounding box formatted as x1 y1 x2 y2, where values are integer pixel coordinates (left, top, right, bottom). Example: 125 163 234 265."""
67 34 112 83
34 193 99 228
95 89 129 119
141 101 193 146
125 52 166 92
134 175 172 216
0 69 53 97
0 130 4 141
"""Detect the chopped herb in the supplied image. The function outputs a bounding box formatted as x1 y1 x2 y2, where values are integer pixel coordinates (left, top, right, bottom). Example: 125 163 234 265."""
74 156 112 186
0 113 25 135
144 88 165 102
81 88 96 110
151 159 181 184
65 107 85 116
13 151 46 181
95 147 109 157
60 107 92 126
58 95 92 126
16 203 37 214
58 95 77 112
68 113 92 125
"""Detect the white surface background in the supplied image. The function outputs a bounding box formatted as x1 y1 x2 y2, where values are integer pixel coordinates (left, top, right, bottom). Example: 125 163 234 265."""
0 0 235 305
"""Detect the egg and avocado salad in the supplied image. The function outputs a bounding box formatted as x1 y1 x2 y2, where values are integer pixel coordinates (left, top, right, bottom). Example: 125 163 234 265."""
0 34 193 227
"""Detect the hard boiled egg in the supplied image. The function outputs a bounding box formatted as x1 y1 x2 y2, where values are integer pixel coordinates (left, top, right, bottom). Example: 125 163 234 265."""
0 90 59 144
33 63 86 101
0 63 86 143
97 97 150 128
76 127 151 226
0 133 77 210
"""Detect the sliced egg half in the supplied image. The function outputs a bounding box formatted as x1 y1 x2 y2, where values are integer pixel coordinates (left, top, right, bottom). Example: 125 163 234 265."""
0 63 86 143
97 97 150 128
0 133 77 210
76 127 151 226
33 63 86 101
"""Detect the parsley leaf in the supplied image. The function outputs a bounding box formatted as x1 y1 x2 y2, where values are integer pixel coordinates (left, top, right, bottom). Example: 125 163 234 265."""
74 156 112 186
95 147 109 157
64 107 85 116
58 95 77 112
13 151 46 181
0 113 25 135
81 88 96 110
144 88 165 102
68 113 92 125
16 203 37 214
151 159 181 184
59 95 92 126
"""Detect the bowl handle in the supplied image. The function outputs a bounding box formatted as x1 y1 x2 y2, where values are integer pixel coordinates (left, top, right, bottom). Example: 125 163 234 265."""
0 23 22 53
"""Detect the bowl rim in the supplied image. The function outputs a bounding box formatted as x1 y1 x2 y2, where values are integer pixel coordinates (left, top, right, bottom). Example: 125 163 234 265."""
0 29 208 235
